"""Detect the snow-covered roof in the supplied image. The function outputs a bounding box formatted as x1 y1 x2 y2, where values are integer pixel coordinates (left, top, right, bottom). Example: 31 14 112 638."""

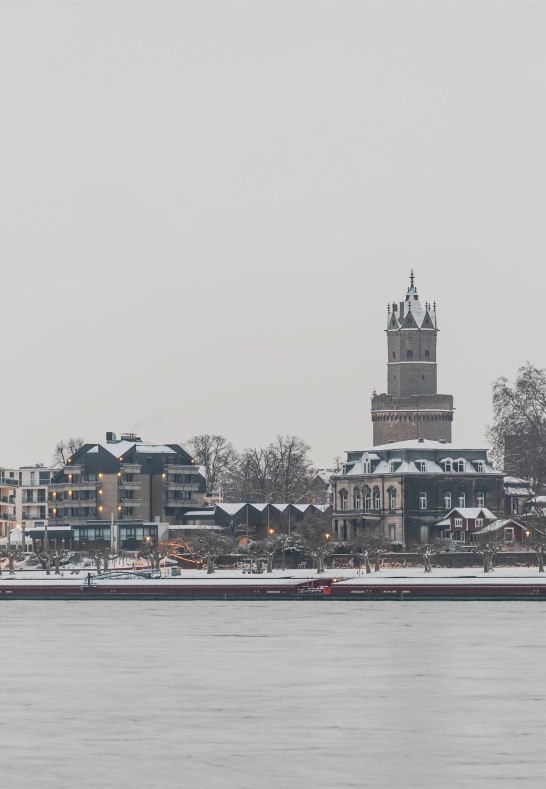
474 519 522 533
371 439 486 452
435 508 497 526
87 441 177 458
217 503 248 516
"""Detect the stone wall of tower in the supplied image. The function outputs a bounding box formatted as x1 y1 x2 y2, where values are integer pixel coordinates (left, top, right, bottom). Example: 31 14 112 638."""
371 394 453 445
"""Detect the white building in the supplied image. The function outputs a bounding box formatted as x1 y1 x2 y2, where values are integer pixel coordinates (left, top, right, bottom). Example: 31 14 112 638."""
0 467 18 539
16 465 54 531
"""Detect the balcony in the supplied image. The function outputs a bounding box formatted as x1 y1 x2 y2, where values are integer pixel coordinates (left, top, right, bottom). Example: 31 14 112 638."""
120 498 142 507
119 481 141 490
166 482 200 492
120 464 142 474
165 465 200 473
71 482 98 492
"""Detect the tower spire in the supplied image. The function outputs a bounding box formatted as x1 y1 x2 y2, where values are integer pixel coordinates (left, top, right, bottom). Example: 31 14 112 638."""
409 269 415 289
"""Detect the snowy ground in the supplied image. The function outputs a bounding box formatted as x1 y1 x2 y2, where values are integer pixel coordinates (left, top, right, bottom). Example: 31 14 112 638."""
3 601 546 789
1 566 546 585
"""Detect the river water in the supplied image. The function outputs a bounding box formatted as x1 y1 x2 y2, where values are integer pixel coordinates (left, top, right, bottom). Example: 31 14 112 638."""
2 601 546 788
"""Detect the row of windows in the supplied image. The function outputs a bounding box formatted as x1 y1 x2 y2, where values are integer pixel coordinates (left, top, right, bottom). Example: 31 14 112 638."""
361 459 485 473
392 350 432 360
339 490 486 511
419 492 486 509
339 488 396 512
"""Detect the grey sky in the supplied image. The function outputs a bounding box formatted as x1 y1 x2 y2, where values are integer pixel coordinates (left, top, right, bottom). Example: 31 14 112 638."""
2 1 545 467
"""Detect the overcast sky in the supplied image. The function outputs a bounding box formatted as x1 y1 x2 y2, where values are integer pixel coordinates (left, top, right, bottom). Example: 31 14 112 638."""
1 0 545 468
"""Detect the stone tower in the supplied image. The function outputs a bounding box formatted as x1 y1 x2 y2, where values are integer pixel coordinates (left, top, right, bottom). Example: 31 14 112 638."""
371 272 454 445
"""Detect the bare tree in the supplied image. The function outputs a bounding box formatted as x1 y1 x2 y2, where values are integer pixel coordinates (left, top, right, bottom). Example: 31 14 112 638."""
185 434 237 495
361 527 391 572
488 363 546 485
0 545 23 575
225 435 315 502
415 543 439 573
472 538 503 573
296 511 334 573
53 437 85 467
139 541 170 571
185 532 234 574
86 546 114 574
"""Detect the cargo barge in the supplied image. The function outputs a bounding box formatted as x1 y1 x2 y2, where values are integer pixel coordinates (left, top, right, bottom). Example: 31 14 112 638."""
1 575 546 600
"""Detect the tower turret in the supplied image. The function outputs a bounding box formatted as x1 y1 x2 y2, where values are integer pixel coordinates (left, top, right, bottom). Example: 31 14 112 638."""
371 272 454 445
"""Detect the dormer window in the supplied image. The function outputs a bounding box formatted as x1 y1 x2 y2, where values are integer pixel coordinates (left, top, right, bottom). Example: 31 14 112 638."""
442 459 453 473
389 461 397 473
476 461 484 473
363 459 371 474
454 460 465 473
416 461 426 472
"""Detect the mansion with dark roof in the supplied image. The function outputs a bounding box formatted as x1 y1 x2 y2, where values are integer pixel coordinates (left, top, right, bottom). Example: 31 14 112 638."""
332 273 523 545
332 439 504 545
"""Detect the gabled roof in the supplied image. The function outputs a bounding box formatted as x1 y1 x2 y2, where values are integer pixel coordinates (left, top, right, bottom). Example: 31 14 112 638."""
435 507 496 526
474 518 522 533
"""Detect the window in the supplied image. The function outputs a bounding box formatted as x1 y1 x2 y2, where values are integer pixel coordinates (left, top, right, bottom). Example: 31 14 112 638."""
364 489 371 512
373 488 381 511
442 459 453 472
458 493 466 507
392 351 396 359
444 492 452 510
424 350 430 359
406 350 414 360
389 461 397 473
504 527 515 544
475 518 483 528
477 492 485 507
454 518 463 528
353 489 362 510
389 524 396 540
416 461 426 472
419 492 427 510
476 461 484 473
454 460 465 473
389 489 397 511
339 490 348 510
363 459 371 474
511 499 519 514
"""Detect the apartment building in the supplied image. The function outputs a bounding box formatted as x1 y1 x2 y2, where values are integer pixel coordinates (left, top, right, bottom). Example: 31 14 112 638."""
49 432 206 525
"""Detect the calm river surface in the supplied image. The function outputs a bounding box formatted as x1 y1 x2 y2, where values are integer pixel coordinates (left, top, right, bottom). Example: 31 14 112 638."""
2 602 546 788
